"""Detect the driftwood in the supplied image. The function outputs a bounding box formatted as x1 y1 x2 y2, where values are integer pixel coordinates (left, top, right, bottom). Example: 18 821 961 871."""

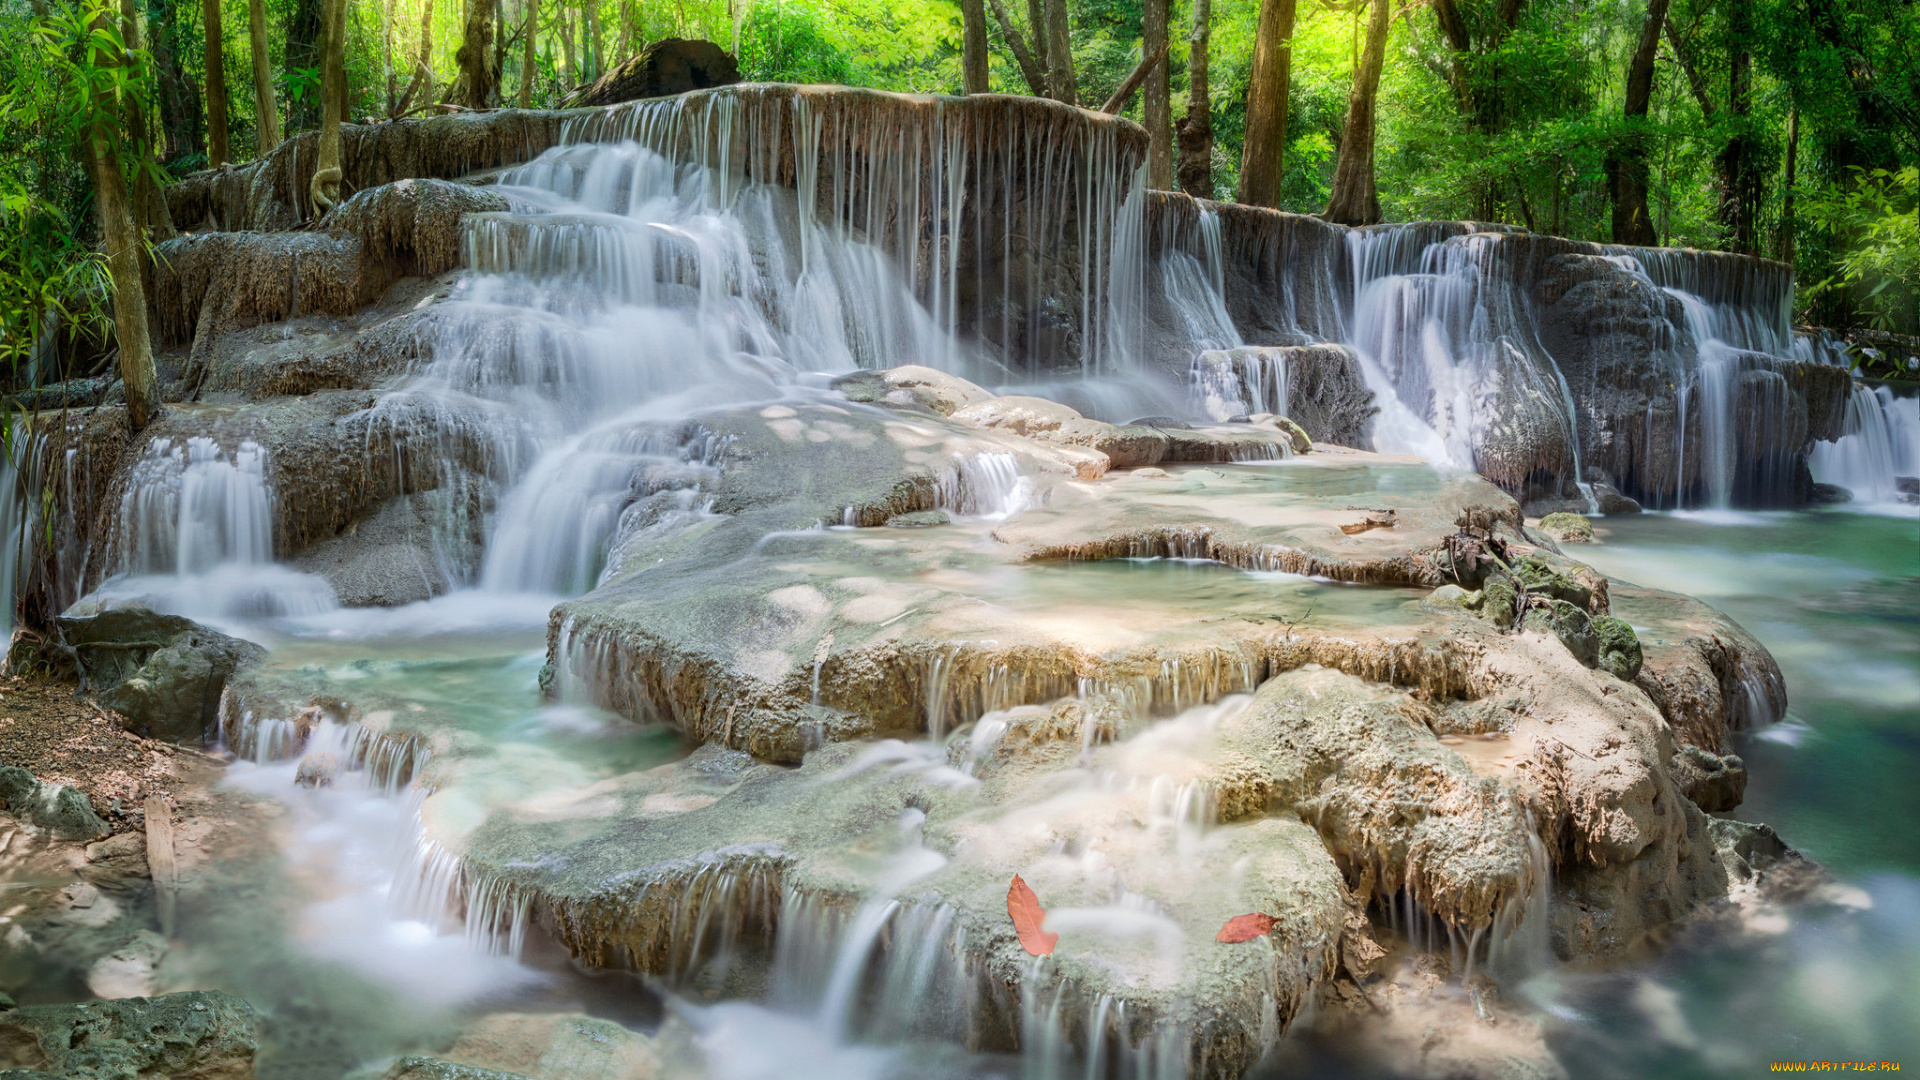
144 795 177 937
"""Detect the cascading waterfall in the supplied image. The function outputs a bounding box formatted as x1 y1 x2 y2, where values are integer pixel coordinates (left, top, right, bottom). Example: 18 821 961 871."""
1810 383 1920 505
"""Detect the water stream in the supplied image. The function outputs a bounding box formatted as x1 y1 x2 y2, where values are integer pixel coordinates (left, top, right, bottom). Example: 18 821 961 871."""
5 86 1918 1080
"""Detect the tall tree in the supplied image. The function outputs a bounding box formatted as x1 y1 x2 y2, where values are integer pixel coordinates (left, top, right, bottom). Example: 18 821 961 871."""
120 0 176 243
286 0 323 130
1026 0 1050 90
1143 0 1171 187
398 0 436 113
520 0 537 106
584 0 601 82
458 0 500 107
987 0 1047 96
203 0 229 164
147 0 202 162
1237 0 1296 207
1721 0 1758 252
1607 0 1671 244
311 0 347 216
82 7 160 429
961 0 990 94
1430 0 1528 216
249 0 282 152
1323 0 1391 225
1044 0 1075 105
1176 0 1211 197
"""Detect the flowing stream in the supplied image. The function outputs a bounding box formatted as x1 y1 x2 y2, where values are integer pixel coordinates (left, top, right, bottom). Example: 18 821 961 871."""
6 88 1919 1080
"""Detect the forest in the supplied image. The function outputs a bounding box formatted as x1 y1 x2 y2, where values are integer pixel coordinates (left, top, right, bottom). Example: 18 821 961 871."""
3 0 1918 393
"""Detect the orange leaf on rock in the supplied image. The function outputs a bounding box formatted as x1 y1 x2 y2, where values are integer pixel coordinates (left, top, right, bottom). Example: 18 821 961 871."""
1007 875 1059 956
1216 912 1277 943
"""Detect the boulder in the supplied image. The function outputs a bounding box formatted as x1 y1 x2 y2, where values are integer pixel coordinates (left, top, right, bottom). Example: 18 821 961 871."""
0 990 257 1079
1536 512 1594 543
1523 599 1598 667
1420 584 1480 612
0 766 110 841
563 39 741 108
1592 481 1642 515
949 394 1084 437
1808 482 1853 505
55 608 266 744
1591 615 1644 681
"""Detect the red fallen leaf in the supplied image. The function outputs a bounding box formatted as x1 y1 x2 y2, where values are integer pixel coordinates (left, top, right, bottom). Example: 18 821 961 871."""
1216 912 1277 943
1007 875 1059 956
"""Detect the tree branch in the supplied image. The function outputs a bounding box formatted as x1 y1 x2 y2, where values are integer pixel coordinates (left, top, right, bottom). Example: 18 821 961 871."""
987 0 1049 96
1101 39 1171 114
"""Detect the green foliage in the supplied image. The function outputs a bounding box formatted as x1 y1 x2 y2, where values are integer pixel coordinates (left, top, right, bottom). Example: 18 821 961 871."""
1803 166 1920 331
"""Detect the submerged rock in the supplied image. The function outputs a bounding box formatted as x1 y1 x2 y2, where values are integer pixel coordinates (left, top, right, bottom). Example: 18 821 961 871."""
0 990 258 1079
432 1012 661 1080
55 607 266 744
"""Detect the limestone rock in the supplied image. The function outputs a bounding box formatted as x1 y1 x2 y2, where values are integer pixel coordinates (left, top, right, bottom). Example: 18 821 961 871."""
563 39 741 108
439 1012 661 1080
0 766 110 841
830 365 993 416
1536 512 1594 543
56 608 266 744
1591 615 1643 681
1671 744 1747 812
1592 481 1642 515
84 930 170 999
385 1057 531 1080
884 509 951 528
950 394 1084 437
1420 584 1480 612
0 990 257 1079
1190 345 1376 448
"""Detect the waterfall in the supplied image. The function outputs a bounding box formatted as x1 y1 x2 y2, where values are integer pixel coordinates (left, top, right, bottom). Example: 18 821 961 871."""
1810 383 1920 505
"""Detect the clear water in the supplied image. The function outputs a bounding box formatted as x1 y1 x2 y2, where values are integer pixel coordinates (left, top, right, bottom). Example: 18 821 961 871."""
1536 508 1920 1076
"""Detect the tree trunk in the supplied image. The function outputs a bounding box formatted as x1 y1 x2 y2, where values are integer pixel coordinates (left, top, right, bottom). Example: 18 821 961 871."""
987 0 1047 95
1026 0 1050 88
1142 0 1171 186
614 0 632 61
399 0 436 113
961 0 990 94
311 0 348 217
148 0 203 163
1236 0 1296 207
1176 0 1211 198
1720 0 1756 254
119 0 176 244
382 0 396 114
584 0 601 82
559 0 575 86
1322 0 1389 226
1045 0 1075 105
203 0 230 164
249 0 283 151
521 0 537 106
1779 105 1798 262
286 0 323 130
84 10 159 431
459 0 500 108
1607 0 1669 245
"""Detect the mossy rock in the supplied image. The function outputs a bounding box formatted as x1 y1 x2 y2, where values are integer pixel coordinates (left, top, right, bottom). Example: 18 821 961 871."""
1479 573 1520 628
1510 554 1594 612
1421 584 1481 612
1592 614 1643 681
1522 598 1597 667
1537 512 1595 543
